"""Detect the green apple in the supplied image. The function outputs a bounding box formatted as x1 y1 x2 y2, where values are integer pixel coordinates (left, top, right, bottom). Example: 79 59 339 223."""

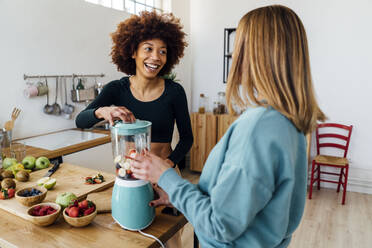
22 156 36 170
56 192 77 208
35 157 50 170
3 157 17 169
37 177 57 190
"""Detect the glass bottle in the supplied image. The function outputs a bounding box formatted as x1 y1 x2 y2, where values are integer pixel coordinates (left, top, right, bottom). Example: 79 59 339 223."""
76 78 85 90
217 92 227 114
198 94 206 113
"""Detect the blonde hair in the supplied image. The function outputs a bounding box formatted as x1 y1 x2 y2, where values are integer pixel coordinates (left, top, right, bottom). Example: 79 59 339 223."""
226 5 325 134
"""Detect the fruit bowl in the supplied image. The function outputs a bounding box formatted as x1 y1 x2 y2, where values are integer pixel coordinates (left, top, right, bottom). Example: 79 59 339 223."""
26 202 61 226
15 186 47 206
63 201 97 227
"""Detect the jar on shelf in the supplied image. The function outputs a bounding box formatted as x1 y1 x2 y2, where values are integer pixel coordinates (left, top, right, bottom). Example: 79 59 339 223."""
198 94 207 113
215 92 227 114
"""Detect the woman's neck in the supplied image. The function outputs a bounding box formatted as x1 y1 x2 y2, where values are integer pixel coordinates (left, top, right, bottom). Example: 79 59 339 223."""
129 75 165 101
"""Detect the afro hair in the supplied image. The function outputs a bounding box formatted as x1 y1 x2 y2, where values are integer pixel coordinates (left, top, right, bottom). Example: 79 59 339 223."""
110 11 187 76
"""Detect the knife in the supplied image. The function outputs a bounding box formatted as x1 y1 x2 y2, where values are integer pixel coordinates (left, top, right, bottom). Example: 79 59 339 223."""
43 160 60 177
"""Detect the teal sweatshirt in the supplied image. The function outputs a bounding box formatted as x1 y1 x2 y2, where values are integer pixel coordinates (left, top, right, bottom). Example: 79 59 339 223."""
158 106 307 248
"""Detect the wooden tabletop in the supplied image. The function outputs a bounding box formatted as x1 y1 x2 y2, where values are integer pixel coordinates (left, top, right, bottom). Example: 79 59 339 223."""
0 190 187 248
5 129 111 159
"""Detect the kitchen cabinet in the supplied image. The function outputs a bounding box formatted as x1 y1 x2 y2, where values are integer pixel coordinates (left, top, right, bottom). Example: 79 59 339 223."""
190 113 238 172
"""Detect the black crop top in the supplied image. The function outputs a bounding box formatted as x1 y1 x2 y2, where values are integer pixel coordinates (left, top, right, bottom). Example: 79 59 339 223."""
75 77 193 165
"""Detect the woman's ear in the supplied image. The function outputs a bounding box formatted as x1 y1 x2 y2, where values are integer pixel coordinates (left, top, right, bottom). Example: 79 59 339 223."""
132 51 136 59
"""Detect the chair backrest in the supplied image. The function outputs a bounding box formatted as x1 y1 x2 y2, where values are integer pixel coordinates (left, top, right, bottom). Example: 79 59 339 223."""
315 123 353 158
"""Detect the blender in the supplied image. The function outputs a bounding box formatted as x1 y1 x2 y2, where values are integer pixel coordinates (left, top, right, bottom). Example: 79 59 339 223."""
110 120 155 230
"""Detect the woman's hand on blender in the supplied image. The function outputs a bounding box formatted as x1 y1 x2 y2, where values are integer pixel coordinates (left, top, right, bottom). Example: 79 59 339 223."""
95 106 136 126
149 184 173 208
130 151 171 183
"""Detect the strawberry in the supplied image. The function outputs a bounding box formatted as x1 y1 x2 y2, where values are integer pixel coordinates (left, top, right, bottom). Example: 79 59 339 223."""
7 188 15 198
69 207 79 217
79 200 89 210
83 206 95 216
129 149 137 158
94 178 102 184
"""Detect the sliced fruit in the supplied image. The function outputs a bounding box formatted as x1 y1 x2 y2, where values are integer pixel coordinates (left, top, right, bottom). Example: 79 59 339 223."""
43 178 57 190
37 177 50 186
114 155 122 164
118 168 126 177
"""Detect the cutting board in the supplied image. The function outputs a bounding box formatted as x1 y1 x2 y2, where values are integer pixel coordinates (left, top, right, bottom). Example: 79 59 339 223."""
86 187 112 213
0 163 115 221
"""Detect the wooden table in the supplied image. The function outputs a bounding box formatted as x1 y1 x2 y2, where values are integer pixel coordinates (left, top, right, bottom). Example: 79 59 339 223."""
0 189 187 248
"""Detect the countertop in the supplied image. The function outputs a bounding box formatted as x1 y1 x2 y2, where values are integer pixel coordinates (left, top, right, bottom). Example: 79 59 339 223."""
13 128 111 159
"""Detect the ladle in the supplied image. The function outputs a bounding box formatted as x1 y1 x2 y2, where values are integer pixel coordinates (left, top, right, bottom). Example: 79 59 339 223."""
61 77 75 119
64 77 75 114
43 78 54 114
52 77 61 115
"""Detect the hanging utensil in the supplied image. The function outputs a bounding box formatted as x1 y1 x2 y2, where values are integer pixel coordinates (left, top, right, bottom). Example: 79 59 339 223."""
64 77 75 114
61 77 74 119
4 108 21 131
43 78 54 115
52 77 61 115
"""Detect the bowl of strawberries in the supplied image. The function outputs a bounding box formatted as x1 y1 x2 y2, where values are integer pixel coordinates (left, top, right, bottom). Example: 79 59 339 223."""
63 199 97 227
27 202 61 226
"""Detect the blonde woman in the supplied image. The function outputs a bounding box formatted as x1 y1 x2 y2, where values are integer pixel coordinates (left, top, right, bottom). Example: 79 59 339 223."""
131 5 325 247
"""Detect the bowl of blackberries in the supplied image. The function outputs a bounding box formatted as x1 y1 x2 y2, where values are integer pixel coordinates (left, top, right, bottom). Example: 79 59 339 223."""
27 202 61 226
63 199 97 227
15 186 47 206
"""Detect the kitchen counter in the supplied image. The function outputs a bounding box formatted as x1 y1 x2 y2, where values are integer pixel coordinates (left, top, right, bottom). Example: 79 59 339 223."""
0 162 188 248
14 128 111 160
0 197 187 248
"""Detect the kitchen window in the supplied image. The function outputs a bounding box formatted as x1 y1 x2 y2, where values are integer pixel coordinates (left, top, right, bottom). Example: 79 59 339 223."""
85 0 166 14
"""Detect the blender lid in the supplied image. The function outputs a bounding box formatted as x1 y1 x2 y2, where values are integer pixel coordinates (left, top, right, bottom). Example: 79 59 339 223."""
111 120 151 135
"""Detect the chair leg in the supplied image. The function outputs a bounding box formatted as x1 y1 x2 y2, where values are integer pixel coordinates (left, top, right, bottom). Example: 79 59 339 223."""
342 165 349 205
317 164 321 190
309 160 316 199
337 168 344 193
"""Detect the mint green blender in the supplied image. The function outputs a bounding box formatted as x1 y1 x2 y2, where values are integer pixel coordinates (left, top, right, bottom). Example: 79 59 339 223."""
110 120 155 231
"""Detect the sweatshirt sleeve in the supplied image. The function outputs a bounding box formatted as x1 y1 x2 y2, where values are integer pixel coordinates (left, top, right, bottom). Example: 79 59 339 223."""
75 81 118 128
167 84 193 165
158 120 277 243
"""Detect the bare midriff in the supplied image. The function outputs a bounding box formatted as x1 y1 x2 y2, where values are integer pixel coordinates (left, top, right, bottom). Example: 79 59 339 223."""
151 142 172 160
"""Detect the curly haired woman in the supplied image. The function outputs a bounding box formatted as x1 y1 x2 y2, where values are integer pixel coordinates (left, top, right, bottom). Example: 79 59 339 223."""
76 12 193 246
76 11 192 169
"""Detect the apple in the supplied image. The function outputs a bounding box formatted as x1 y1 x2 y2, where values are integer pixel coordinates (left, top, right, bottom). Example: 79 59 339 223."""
37 177 57 190
3 158 17 169
56 192 77 208
2 157 17 169
22 156 36 170
35 157 50 170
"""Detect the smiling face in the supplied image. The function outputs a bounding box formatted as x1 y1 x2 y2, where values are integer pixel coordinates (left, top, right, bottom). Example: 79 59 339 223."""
132 38 167 79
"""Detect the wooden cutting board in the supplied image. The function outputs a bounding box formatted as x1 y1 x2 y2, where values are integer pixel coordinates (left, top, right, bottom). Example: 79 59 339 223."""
86 187 112 213
0 163 115 221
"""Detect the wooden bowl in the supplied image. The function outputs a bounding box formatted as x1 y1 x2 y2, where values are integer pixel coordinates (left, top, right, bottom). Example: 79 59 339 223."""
15 186 47 206
26 202 61 226
63 204 97 227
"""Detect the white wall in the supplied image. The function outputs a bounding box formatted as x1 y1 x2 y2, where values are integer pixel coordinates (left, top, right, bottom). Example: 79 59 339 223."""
189 0 372 193
0 0 129 139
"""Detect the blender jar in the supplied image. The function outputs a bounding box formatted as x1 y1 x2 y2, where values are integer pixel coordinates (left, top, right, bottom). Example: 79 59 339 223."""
110 120 151 180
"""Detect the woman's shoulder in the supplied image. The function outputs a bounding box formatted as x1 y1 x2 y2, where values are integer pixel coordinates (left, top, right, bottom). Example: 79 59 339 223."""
164 79 186 95
103 77 130 89
234 106 299 139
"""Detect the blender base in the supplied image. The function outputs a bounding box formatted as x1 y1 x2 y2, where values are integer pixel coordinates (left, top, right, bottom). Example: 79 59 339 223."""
113 215 155 231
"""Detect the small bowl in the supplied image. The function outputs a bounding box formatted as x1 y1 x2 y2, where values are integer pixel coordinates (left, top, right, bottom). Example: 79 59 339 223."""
15 186 47 206
26 202 61 226
63 204 97 227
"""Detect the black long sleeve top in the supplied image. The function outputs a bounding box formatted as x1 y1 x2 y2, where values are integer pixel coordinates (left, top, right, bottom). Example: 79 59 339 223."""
75 77 193 165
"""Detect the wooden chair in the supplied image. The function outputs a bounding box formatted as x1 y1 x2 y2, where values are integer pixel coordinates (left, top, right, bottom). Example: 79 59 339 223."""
308 123 353 204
